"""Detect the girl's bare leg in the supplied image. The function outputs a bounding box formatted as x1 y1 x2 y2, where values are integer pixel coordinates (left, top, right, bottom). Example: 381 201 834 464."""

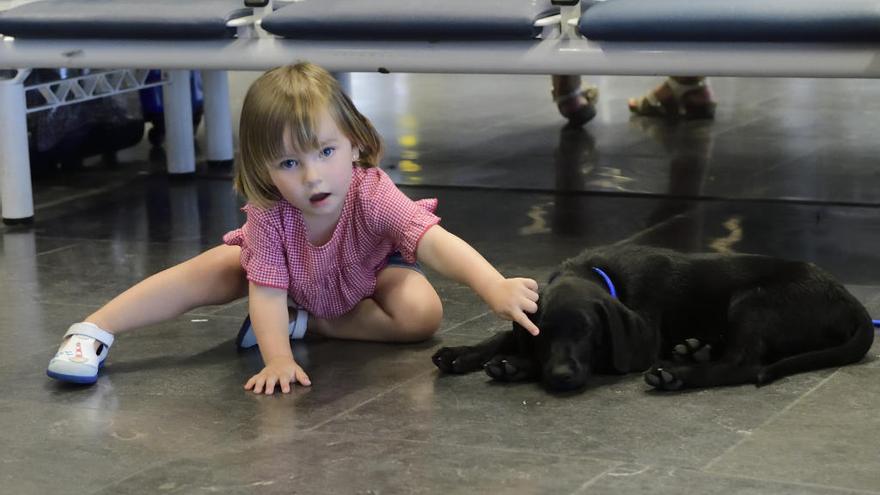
80 245 247 342
309 266 443 343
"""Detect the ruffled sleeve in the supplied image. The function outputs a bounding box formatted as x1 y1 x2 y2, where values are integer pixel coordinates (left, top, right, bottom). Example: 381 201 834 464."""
222 204 289 289
360 168 440 263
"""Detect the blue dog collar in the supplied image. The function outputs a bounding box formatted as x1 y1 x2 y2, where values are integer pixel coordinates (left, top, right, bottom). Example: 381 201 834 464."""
592 267 617 299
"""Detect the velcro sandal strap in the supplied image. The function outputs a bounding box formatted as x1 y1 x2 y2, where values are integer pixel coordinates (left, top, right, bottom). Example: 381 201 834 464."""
64 322 115 348
291 309 308 340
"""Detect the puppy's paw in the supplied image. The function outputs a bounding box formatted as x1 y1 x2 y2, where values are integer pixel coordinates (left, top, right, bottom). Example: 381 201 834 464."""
484 355 532 382
432 346 485 374
644 367 684 391
672 338 712 363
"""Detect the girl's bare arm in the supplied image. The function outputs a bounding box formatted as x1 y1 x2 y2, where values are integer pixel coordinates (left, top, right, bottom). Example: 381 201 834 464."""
416 225 540 335
244 283 311 393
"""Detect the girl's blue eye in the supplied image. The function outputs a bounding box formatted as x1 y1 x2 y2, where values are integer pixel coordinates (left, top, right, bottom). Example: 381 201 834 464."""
320 147 335 158
279 159 299 169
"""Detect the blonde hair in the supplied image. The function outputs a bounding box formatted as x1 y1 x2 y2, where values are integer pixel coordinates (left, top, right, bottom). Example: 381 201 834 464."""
234 62 384 208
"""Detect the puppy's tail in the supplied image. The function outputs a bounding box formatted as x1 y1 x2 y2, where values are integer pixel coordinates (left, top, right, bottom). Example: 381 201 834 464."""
756 317 875 386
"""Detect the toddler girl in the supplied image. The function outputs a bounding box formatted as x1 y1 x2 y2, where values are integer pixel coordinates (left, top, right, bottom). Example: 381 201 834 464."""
47 62 540 394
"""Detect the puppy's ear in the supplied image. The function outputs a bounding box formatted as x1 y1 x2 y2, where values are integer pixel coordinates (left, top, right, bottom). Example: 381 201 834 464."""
596 299 657 372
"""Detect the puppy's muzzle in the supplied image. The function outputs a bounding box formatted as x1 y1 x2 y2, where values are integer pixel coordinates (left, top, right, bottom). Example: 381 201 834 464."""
544 359 587 391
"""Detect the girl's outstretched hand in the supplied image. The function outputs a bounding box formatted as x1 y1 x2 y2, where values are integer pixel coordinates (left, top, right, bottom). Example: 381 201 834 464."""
245 357 311 394
485 277 541 336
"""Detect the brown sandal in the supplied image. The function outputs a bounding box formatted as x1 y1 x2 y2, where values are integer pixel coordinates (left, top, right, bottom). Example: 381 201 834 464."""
628 78 716 120
553 84 600 126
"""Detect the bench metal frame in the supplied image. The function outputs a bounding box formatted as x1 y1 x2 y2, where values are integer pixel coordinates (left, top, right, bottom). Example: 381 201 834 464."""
1 2 878 223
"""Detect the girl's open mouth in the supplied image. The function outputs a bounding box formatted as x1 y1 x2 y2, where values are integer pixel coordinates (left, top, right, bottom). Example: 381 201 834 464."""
309 192 330 204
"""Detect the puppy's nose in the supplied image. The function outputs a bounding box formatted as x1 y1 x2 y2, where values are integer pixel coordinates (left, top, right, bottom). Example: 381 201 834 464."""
549 363 575 383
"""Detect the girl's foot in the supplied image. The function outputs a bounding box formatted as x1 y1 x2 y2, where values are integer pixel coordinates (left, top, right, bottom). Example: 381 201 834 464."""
47 322 115 384
628 77 716 119
552 75 599 127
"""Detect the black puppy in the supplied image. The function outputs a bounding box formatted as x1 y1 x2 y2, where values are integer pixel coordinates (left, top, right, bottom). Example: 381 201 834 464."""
433 244 875 391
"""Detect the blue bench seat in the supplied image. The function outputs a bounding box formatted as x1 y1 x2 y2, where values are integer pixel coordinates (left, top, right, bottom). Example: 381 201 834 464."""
579 0 880 42
0 0 252 39
260 0 558 40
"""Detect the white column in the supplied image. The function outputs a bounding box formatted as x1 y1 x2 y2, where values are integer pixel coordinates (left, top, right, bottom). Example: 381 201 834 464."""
161 69 196 174
0 69 35 224
200 70 234 166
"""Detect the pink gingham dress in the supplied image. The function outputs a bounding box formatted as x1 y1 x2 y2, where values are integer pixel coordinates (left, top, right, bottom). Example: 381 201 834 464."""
222 167 440 319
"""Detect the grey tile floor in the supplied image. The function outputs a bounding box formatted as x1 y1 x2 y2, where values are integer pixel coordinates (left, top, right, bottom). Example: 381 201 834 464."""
1 72 879 494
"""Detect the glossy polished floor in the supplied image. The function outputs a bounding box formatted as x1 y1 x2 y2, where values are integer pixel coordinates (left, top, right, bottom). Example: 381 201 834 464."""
2 72 880 494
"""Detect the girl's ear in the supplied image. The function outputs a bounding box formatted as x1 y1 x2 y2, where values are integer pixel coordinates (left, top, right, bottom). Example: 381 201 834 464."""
352 147 362 161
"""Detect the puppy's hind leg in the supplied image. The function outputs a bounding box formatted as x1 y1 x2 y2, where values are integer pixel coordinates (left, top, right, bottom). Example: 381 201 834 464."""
672 338 714 363
647 285 771 390
644 361 760 391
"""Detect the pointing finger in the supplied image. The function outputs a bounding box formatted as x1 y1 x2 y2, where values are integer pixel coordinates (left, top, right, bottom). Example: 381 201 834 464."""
515 312 540 336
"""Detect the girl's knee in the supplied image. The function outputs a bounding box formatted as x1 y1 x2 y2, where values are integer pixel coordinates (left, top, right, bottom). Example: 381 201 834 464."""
392 293 443 342
417 295 444 339
375 267 443 342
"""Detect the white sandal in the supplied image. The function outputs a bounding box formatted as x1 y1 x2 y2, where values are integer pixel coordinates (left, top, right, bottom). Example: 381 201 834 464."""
236 308 308 350
47 322 115 384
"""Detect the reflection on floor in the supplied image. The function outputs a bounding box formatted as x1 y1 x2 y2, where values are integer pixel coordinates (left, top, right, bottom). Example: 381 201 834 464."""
2 73 879 494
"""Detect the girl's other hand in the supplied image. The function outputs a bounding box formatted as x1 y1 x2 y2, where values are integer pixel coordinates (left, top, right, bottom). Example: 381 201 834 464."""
486 277 540 336
244 357 312 394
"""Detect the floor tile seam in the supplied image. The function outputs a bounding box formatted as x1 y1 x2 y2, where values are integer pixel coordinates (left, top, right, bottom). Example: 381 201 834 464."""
26 300 98 312
569 461 880 495
700 369 840 472
692 467 880 495
32 234 214 248
304 368 437 433
737 143 832 184
33 180 141 211
613 211 696 247
436 311 492 335
706 110 833 183
87 453 212 495
440 321 511 338
310 429 628 468
10 300 243 323
400 181 880 208
569 463 627 495
34 242 81 257
7 393 236 422
709 112 770 140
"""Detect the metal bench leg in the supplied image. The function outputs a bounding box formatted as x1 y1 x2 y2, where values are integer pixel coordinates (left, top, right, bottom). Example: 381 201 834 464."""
161 69 196 175
201 70 234 167
0 69 35 224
